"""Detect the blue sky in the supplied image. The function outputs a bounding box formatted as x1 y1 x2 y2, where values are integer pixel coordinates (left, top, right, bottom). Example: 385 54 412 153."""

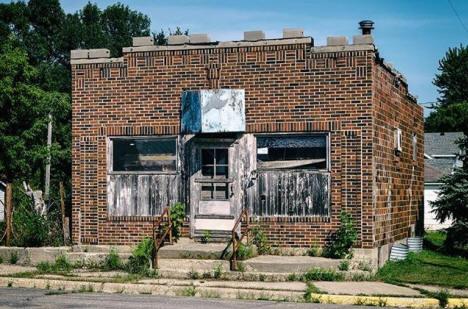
22 1 468 115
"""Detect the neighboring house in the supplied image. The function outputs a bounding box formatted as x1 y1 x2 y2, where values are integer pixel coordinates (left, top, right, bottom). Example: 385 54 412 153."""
70 21 424 265
424 132 464 230
0 181 5 222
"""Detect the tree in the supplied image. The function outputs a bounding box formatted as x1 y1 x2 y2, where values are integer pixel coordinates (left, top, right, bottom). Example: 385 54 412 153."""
425 102 468 134
0 36 69 184
425 44 468 133
431 136 468 251
433 45 468 108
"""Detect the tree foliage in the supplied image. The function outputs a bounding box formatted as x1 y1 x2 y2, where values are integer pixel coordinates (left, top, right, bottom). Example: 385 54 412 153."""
431 136 468 251
0 1 184 245
425 44 468 133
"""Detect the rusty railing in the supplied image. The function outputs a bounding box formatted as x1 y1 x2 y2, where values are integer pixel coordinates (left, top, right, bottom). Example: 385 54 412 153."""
231 207 250 271
152 206 173 269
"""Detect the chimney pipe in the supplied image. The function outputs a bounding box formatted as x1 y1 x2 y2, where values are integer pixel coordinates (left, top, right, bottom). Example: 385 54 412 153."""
359 20 374 35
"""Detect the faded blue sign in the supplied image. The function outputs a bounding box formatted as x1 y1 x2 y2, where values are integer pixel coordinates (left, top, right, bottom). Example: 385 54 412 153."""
181 89 245 133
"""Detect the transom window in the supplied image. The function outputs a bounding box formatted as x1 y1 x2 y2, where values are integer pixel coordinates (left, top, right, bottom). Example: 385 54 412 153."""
201 148 229 200
112 138 177 172
257 135 327 170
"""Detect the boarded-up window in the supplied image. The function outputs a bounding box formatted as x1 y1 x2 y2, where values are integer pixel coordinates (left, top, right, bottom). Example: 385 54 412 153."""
257 135 327 170
112 138 176 172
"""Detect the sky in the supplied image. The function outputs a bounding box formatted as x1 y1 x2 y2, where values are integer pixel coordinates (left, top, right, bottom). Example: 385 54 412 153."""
17 0 468 115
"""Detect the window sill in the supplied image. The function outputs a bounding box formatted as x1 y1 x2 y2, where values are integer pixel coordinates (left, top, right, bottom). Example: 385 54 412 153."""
195 178 233 183
108 171 179 176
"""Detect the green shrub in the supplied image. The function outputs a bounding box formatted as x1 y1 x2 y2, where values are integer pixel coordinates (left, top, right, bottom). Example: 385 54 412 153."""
0 256 3 264
302 267 344 281
236 243 253 260
9 252 18 264
126 256 149 275
323 211 357 259
170 203 186 242
287 273 297 281
10 184 63 247
338 260 350 271
252 227 271 255
103 248 122 270
125 236 154 274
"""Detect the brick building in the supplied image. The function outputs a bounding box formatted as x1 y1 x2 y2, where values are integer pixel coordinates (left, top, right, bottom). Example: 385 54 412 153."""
71 22 424 261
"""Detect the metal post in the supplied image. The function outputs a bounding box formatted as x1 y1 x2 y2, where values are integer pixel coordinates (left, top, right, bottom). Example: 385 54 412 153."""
44 113 52 200
232 230 237 271
59 182 67 244
5 183 12 246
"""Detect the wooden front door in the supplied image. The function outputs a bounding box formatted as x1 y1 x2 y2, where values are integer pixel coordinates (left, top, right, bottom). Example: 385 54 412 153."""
189 138 236 239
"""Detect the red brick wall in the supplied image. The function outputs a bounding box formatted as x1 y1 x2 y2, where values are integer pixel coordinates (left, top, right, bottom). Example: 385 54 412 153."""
372 63 424 247
71 41 422 248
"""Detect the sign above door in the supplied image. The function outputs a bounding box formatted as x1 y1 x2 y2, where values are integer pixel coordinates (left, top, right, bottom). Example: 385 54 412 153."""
181 89 245 133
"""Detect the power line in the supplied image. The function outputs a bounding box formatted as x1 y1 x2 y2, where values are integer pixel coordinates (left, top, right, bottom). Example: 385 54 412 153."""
448 0 468 35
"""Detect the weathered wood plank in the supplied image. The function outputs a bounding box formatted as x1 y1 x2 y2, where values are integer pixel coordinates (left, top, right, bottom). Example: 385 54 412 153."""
253 171 330 217
107 174 181 216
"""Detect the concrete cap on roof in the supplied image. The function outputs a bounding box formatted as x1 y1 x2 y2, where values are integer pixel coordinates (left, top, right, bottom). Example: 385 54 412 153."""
189 34 211 44
70 49 110 59
327 36 348 46
167 35 189 45
353 35 374 45
244 30 265 41
283 28 304 38
132 36 154 47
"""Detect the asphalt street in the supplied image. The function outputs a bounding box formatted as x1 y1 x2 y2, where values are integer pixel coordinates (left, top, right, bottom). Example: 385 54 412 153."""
0 287 357 309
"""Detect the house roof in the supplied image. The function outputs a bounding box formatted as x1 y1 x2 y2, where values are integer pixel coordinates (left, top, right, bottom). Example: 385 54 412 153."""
424 163 446 183
424 132 464 156
424 132 464 182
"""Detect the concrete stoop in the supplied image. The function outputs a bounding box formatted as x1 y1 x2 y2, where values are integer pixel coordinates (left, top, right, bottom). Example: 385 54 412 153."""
0 276 466 308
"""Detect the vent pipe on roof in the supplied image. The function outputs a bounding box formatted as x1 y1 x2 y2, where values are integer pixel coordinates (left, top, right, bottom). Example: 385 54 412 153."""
359 20 374 35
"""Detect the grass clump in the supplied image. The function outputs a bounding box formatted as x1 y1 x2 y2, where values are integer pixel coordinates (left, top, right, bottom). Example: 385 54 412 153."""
102 247 123 270
9 252 18 264
376 250 468 288
213 264 223 279
201 230 211 244
0 255 3 264
302 267 344 281
76 284 94 293
304 282 322 303
37 255 72 273
177 285 196 297
338 259 350 271
307 245 323 257
432 289 451 308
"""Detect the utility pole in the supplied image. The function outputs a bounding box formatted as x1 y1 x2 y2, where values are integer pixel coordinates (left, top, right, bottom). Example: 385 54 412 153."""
44 113 52 200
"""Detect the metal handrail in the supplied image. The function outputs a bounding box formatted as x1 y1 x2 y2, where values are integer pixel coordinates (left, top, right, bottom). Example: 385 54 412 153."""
231 207 250 271
152 206 173 269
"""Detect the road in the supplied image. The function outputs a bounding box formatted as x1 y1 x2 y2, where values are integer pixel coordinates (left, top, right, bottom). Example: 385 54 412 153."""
0 287 356 309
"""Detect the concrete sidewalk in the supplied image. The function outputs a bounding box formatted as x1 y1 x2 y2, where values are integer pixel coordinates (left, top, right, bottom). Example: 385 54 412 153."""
0 264 467 308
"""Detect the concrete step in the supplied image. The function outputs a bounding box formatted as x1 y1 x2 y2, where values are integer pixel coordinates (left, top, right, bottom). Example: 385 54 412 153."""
193 230 231 243
243 255 342 273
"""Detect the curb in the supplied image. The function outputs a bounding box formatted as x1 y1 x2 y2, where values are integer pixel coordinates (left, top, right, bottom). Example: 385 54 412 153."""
0 277 467 308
